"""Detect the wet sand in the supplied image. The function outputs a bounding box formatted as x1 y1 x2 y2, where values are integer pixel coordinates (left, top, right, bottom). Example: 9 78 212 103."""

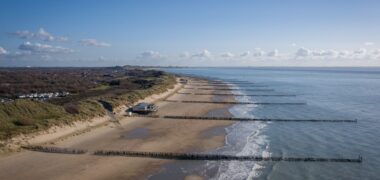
149 106 234 180
0 78 235 180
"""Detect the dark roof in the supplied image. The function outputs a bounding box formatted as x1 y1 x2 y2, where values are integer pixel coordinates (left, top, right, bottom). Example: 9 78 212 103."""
135 103 150 108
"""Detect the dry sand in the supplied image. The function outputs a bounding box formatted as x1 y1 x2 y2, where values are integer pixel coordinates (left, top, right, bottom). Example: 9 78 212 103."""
0 78 235 180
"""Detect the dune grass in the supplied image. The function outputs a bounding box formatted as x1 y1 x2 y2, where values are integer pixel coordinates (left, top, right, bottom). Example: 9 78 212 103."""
0 74 176 140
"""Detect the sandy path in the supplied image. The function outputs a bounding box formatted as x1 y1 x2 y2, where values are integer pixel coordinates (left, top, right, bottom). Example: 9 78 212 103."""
0 78 234 180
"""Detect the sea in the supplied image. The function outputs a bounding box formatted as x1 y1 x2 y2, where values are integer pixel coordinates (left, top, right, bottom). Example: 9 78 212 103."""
153 67 380 180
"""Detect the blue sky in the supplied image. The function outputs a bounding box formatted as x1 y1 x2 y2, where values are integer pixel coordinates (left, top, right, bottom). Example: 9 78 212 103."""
0 0 380 67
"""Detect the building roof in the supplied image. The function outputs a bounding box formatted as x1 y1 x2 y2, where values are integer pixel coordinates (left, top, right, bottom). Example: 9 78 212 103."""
135 103 150 108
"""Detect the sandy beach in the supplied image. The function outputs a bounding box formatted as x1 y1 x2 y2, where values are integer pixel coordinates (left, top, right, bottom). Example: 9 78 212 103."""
0 77 235 180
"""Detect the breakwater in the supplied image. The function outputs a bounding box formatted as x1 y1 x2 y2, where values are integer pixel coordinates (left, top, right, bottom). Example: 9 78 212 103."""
196 88 274 91
22 145 87 154
188 84 268 87
93 150 362 163
161 115 357 123
164 100 306 105
130 115 357 123
183 87 274 91
176 92 296 97
22 146 362 163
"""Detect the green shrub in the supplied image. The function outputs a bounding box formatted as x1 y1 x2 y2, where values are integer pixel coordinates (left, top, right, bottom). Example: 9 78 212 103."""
14 118 35 126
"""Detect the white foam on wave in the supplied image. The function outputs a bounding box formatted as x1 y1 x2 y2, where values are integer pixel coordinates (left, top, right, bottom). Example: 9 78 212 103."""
209 87 270 180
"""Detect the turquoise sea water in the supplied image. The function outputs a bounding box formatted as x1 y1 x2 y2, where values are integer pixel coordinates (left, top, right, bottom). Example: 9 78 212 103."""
159 67 380 180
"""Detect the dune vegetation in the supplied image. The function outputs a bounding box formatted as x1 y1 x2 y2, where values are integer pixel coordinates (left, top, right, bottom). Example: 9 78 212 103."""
0 67 176 140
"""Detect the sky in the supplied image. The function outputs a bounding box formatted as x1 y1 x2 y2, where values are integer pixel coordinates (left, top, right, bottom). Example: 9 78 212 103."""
0 0 380 67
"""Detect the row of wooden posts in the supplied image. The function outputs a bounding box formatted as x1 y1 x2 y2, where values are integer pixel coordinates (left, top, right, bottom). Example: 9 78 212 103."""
94 150 363 163
183 87 275 91
22 145 87 154
130 114 357 123
187 84 268 87
176 92 297 97
164 100 307 105
22 146 362 163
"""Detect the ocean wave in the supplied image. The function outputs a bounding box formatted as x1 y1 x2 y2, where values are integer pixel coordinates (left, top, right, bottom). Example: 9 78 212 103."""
210 86 270 180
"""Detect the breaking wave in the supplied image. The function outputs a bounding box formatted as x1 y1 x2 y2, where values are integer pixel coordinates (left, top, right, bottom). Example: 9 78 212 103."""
210 88 271 180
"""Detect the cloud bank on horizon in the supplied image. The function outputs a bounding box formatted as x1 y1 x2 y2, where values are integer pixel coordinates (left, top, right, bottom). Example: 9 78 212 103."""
1 27 379 67
1 0 380 67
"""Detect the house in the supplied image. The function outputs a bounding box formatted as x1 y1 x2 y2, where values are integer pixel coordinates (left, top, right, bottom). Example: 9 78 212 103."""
131 103 158 114
0 98 14 103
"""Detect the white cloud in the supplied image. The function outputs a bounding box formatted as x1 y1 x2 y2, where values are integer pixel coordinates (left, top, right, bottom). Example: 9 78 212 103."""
364 42 374 46
296 48 339 58
0 47 8 55
179 52 190 58
353 48 367 55
291 43 297 47
312 50 339 57
10 28 68 42
338 50 350 57
348 48 367 59
253 48 265 57
372 49 380 59
295 47 311 57
139 50 163 59
18 42 73 54
221 52 235 58
79 39 111 47
191 49 212 59
373 49 380 56
240 51 251 57
267 49 279 57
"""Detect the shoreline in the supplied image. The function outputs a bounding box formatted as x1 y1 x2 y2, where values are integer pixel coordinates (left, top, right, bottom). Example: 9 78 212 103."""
148 105 235 180
140 78 236 179
0 77 236 180
147 79 236 180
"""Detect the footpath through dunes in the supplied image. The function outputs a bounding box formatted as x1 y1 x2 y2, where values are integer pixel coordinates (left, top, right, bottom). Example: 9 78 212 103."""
0 77 235 180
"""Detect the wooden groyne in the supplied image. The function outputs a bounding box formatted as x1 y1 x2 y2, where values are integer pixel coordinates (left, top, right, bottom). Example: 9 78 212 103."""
187 85 269 87
210 79 251 83
164 100 306 105
131 115 357 123
224 81 255 84
161 115 357 123
22 146 362 163
194 93 296 97
22 145 87 154
183 87 274 91
196 88 274 91
176 92 193 95
176 92 296 97
93 150 362 163
189 82 258 85
204 81 254 84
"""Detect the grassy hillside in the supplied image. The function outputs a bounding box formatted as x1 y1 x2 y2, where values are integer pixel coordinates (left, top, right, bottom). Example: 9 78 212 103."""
0 71 176 140
0 99 68 139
